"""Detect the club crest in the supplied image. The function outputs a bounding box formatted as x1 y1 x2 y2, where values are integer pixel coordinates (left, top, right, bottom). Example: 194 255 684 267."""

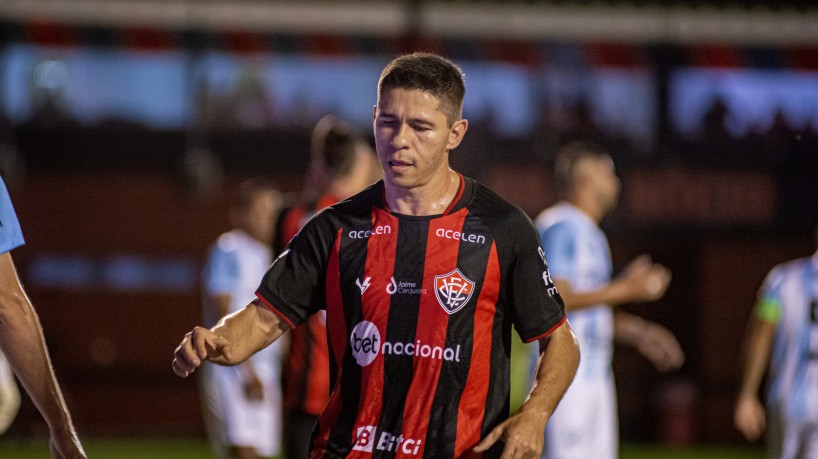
434 268 475 315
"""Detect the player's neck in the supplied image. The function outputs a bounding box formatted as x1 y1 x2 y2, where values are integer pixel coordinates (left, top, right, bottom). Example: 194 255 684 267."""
568 195 604 224
385 169 460 216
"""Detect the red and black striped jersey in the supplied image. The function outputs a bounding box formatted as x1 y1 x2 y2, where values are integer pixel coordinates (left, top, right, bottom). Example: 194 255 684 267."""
257 175 565 459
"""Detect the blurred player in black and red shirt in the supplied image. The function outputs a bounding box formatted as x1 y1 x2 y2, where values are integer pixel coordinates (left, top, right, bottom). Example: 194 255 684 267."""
174 52 579 459
275 114 380 459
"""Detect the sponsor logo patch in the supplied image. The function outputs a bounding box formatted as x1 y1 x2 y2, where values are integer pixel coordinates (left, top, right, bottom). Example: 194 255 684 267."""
356 277 372 295
352 425 422 455
350 321 381 367
435 228 486 245
386 276 425 295
352 425 376 452
348 225 392 239
349 321 462 367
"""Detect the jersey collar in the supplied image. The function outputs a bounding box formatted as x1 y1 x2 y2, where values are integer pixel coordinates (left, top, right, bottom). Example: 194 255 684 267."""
379 173 471 217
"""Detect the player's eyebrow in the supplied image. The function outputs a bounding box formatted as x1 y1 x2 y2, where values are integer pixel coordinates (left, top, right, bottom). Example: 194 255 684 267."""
376 110 437 128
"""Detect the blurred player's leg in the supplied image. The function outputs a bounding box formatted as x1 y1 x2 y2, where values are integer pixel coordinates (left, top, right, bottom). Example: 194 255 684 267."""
200 365 228 458
543 378 617 459
0 352 21 434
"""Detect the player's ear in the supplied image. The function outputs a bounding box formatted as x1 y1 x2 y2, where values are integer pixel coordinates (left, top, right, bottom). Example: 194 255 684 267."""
446 118 468 151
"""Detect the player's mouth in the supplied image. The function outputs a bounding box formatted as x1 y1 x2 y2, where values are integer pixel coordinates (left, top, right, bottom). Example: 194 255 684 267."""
388 159 413 173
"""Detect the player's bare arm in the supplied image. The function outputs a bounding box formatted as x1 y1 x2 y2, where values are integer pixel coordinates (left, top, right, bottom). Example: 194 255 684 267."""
734 317 776 441
209 292 267 399
614 310 684 372
172 298 289 378
474 321 580 458
0 253 87 459
555 255 671 312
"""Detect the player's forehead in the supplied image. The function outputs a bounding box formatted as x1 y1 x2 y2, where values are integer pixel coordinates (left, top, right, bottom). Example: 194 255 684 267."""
575 154 614 176
376 87 446 121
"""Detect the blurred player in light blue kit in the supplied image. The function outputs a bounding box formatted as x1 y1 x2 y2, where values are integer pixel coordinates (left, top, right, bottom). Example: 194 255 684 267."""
0 176 85 458
735 224 818 459
532 141 684 458
200 180 285 459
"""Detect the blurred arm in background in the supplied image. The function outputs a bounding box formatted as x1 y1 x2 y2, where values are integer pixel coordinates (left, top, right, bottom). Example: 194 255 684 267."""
734 312 776 441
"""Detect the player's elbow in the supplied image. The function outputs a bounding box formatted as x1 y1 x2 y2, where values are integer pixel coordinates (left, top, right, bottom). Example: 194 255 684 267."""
0 290 33 333
557 321 581 371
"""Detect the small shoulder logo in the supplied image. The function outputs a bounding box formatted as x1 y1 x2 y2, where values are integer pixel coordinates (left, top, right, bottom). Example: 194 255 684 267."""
434 268 475 315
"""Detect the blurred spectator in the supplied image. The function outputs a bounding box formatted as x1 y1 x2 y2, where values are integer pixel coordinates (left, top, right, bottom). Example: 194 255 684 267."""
228 65 276 130
200 179 284 459
25 58 75 127
702 97 731 142
734 225 818 458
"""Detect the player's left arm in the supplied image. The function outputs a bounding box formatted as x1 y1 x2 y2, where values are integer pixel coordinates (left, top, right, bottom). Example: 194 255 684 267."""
613 310 684 372
474 320 579 458
734 315 776 441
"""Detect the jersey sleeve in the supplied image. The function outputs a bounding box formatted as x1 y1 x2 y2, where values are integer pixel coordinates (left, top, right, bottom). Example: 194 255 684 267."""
256 209 336 329
500 210 566 343
538 220 577 281
0 177 24 254
202 240 239 296
754 265 785 324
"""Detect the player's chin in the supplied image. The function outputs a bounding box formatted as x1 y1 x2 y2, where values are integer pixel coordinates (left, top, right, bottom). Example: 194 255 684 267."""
385 174 415 189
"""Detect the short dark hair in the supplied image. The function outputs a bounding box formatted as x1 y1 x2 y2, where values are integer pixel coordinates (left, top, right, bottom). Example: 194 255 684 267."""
310 114 362 179
377 52 466 126
553 141 611 198
231 178 278 211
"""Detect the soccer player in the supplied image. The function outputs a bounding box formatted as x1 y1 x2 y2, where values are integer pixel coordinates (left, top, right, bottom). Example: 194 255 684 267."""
0 176 86 458
199 180 285 459
734 225 818 459
276 114 379 459
174 52 580 458
533 141 684 459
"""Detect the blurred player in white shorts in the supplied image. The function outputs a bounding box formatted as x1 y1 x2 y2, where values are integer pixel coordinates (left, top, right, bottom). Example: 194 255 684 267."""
533 142 684 458
735 225 818 459
200 180 284 459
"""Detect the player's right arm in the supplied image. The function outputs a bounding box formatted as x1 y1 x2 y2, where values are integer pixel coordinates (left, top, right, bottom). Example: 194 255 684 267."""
208 292 265 399
475 321 580 457
555 255 671 311
175 200 340 377
172 298 290 378
539 220 670 311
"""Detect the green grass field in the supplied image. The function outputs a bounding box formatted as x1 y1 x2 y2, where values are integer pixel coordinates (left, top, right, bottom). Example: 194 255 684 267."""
1 437 765 458
2 438 211 459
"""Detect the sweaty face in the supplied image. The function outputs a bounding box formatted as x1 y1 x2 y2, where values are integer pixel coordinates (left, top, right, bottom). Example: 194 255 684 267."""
374 87 465 192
